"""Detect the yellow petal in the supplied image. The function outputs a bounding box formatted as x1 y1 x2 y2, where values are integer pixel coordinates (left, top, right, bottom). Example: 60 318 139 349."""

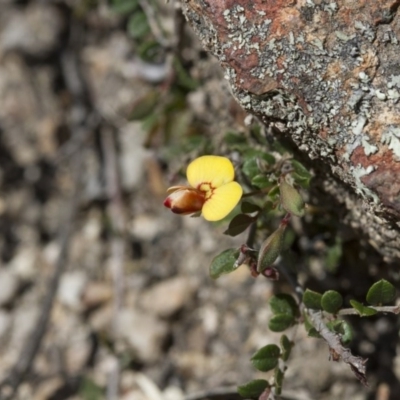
202 181 243 221
187 156 235 189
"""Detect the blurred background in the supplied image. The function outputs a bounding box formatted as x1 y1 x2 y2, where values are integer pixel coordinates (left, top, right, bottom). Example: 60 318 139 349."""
0 1 399 399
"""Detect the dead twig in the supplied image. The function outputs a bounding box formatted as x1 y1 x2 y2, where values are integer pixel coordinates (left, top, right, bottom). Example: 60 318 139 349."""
184 386 242 400
101 128 127 400
307 309 368 386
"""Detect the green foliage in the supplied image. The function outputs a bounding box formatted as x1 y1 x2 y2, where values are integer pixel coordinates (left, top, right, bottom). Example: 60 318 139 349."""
325 237 343 272
269 294 298 316
224 214 256 237
280 335 293 362
237 379 270 399
366 279 396 305
350 300 378 317
326 320 353 344
241 201 261 214
321 290 343 314
303 289 323 310
290 159 312 188
129 90 159 121
110 0 139 14
209 248 240 279
224 131 248 147
251 174 274 189
268 294 299 332
274 367 284 395
172 57 199 91
127 11 150 39
268 314 295 332
79 376 104 400
251 344 281 372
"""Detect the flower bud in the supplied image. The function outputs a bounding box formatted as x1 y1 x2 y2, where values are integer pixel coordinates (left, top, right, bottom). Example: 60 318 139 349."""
257 224 286 272
279 178 305 217
163 188 205 215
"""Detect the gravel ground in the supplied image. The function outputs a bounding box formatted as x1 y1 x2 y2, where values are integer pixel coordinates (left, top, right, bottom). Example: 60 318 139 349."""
0 1 399 400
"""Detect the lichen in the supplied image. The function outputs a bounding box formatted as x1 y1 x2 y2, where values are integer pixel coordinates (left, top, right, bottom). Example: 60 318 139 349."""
351 165 379 203
381 126 400 161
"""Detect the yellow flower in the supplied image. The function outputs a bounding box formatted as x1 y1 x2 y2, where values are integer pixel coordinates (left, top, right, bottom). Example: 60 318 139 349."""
164 155 243 221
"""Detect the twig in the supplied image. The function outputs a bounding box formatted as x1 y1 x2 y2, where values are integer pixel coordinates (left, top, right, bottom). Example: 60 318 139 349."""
101 128 126 400
338 305 400 316
307 309 368 386
276 262 368 385
184 386 242 400
138 0 171 48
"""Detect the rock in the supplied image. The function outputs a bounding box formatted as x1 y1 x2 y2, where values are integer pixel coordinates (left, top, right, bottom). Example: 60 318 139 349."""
116 309 169 363
10 300 40 350
64 333 91 375
139 277 197 318
1 4 64 58
0 269 19 306
82 282 113 310
9 246 38 281
121 390 147 400
130 214 164 242
163 386 185 400
118 122 150 191
57 271 87 311
33 378 63 400
89 304 113 332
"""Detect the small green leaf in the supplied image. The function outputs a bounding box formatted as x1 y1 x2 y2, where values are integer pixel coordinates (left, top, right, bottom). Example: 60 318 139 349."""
223 214 255 237
257 225 286 272
279 179 305 217
366 279 396 306
268 314 294 332
241 201 261 214
290 159 312 188
138 40 162 63
269 294 298 317
326 320 353 344
267 185 280 200
321 290 343 314
274 367 284 395
209 248 239 279
237 379 270 398
110 0 139 14
280 335 293 362
127 12 150 39
224 131 247 145
251 174 273 189
325 238 342 273
350 299 378 317
243 149 275 165
173 57 199 91
251 344 280 372
340 320 353 344
242 158 260 181
303 289 322 310
307 327 322 338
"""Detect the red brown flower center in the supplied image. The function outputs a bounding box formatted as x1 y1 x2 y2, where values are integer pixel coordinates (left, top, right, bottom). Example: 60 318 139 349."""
198 182 215 200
